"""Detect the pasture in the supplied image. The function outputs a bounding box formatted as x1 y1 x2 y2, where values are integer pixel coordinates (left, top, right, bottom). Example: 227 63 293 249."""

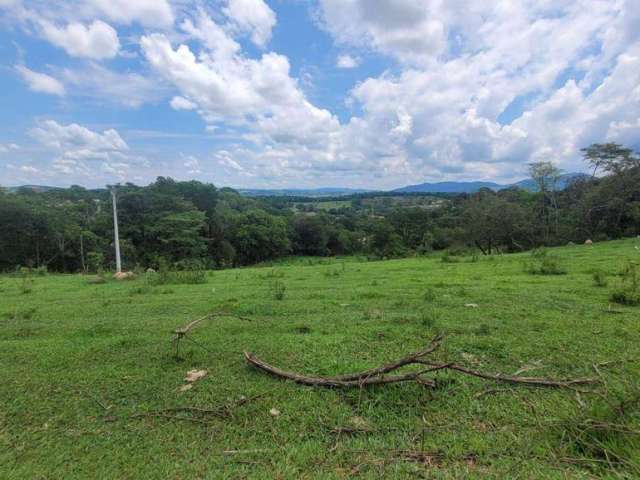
1 239 639 478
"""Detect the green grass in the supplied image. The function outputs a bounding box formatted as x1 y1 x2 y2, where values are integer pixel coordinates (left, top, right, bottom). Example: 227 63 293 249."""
1 239 639 478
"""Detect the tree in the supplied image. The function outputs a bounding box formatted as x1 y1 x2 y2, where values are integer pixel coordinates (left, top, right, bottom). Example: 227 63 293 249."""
528 161 562 243
292 216 329 256
581 143 638 177
229 209 291 265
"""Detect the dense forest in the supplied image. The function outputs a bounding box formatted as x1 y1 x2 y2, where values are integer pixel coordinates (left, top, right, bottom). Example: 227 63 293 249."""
1 143 639 273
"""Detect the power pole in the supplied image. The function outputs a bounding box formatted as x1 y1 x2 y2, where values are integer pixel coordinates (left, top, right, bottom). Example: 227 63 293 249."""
111 187 122 273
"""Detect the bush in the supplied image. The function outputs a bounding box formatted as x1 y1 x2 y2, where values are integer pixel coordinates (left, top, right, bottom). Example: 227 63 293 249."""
146 259 207 285
524 249 567 275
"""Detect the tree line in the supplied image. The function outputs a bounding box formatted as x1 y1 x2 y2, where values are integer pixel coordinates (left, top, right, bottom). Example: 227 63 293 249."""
1 143 638 273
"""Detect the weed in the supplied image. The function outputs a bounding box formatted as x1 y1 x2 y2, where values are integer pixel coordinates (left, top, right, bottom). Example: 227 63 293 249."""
552 387 640 475
610 261 639 306
441 253 460 263
524 249 567 275
420 309 438 328
592 269 608 287
20 277 34 294
423 288 437 302
271 280 286 300
473 324 492 336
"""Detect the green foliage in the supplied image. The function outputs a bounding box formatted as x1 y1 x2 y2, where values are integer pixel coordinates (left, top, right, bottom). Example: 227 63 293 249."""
146 258 207 285
524 248 567 275
1 144 639 274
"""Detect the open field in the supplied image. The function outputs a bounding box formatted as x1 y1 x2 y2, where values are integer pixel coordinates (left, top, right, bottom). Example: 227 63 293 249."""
1 240 639 478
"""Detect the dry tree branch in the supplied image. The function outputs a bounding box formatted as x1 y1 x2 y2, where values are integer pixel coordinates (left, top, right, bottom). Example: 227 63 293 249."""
243 352 438 388
244 334 598 390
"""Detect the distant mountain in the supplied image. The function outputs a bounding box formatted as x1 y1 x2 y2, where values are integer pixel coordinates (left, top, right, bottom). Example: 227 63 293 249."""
6 185 61 193
238 187 372 197
394 181 503 194
394 173 588 194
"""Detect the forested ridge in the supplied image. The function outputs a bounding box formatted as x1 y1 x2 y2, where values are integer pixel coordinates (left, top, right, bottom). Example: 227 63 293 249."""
1 143 639 273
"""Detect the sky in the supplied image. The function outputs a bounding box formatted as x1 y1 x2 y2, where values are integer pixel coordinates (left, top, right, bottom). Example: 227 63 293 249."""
0 0 639 190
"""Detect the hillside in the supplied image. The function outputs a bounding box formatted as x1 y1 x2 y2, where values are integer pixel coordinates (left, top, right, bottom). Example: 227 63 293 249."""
2 239 638 478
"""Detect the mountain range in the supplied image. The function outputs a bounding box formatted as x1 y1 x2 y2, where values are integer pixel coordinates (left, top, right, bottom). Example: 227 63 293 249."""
393 173 587 194
6 173 588 197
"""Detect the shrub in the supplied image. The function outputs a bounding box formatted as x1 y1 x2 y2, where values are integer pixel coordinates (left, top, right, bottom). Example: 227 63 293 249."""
146 260 207 285
524 249 567 275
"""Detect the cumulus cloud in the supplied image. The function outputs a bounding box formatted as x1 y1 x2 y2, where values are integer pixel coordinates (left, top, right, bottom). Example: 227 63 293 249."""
223 0 276 47
336 54 359 69
39 20 120 59
318 0 447 65
16 65 65 96
29 120 134 178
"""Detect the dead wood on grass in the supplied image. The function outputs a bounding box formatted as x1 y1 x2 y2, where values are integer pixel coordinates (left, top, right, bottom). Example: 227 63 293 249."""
244 334 598 390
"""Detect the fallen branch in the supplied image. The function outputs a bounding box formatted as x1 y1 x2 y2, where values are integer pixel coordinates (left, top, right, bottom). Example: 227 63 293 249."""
244 335 598 390
244 352 437 388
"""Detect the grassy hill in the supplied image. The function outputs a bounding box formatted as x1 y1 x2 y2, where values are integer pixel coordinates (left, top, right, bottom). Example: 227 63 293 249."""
1 239 639 478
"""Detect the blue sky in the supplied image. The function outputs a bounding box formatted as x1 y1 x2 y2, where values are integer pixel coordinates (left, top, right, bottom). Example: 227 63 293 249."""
1 0 639 189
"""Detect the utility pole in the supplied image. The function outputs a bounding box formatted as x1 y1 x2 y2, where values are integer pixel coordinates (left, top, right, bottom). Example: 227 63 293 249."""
111 187 122 273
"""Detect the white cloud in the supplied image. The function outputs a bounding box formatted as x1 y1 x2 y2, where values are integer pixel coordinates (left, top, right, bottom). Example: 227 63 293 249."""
16 65 66 96
170 96 197 110
0 143 20 153
89 0 173 28
336 54 359 69
60 63 167 108
223 0 276 47
29 120 135 178
318 0 446 65
39 20 119 59
182 154 201 174
141 11 340 146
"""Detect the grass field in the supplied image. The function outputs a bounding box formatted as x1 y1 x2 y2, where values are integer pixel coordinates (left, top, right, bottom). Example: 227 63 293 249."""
1 240 639 479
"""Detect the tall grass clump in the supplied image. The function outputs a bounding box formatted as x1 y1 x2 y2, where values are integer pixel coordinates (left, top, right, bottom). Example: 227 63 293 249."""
524 248 567 275
610 261 639 306
271 280 286 300
592 269 608 287
551 386 640 475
